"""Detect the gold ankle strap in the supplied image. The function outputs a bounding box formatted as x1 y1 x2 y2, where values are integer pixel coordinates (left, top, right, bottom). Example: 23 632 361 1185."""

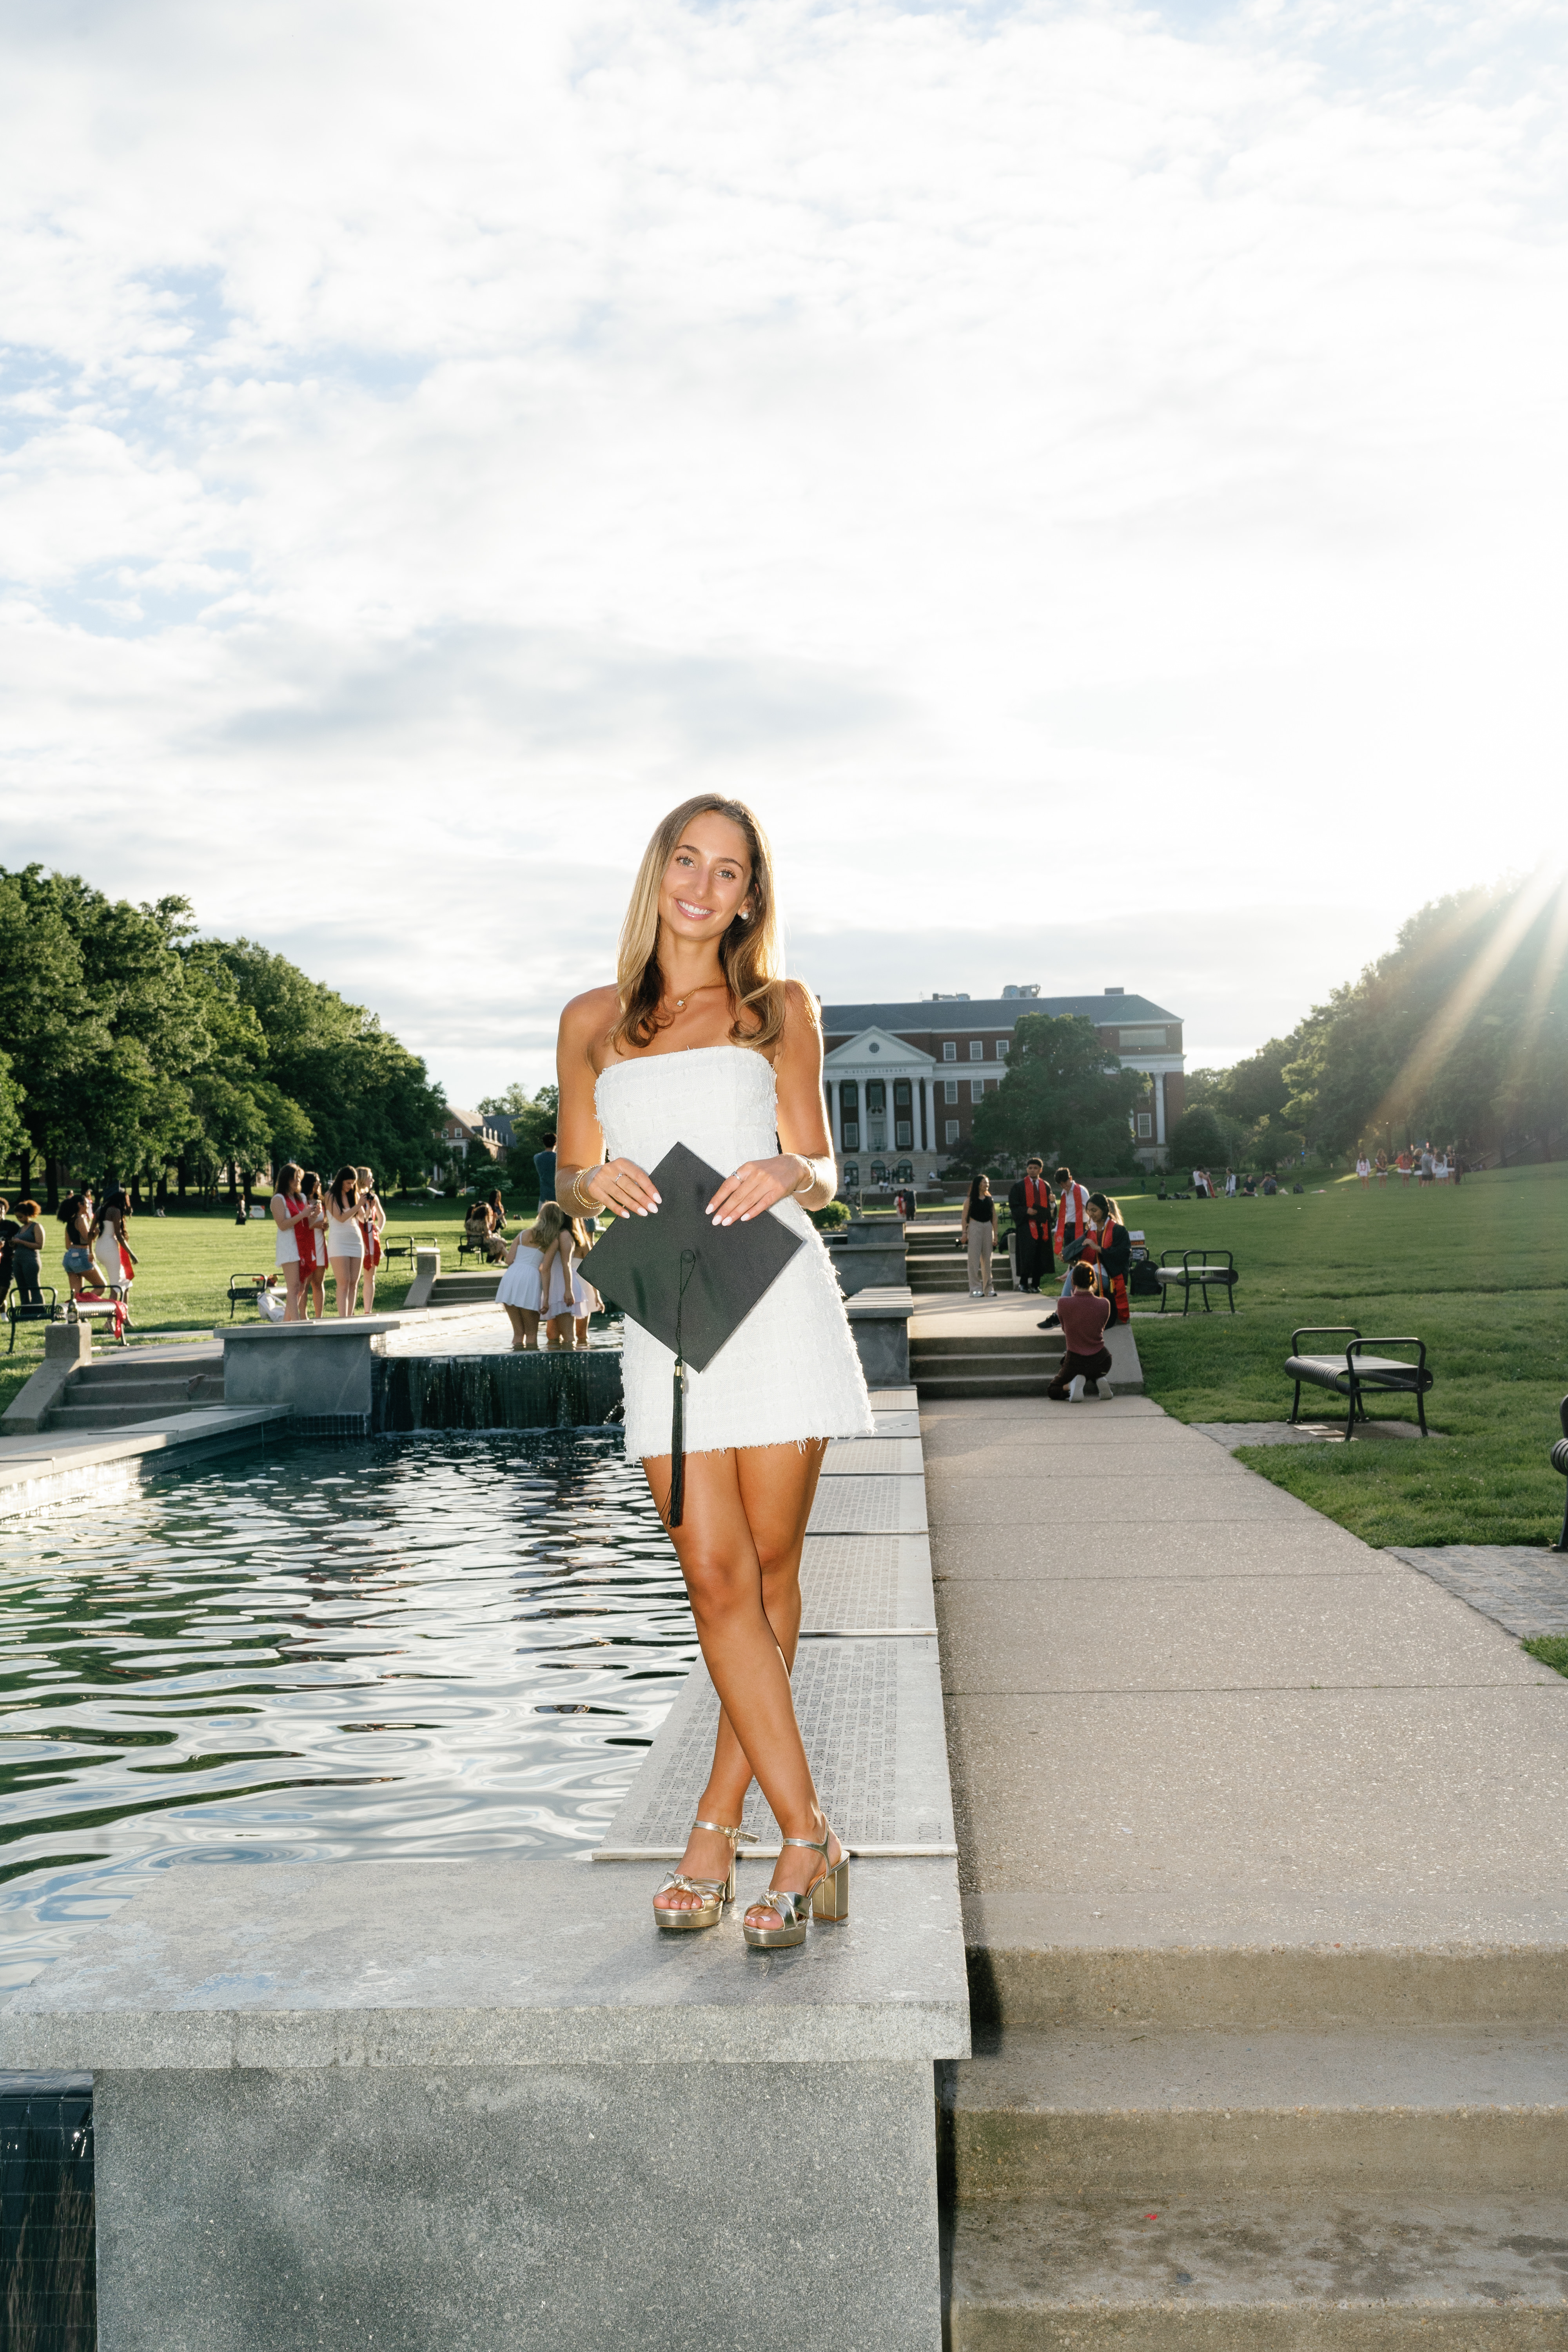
779 1833 830 1858
693 1819 757 1844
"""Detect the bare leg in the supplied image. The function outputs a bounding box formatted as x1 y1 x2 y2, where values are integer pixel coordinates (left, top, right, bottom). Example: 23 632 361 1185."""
282 1265 304 1323
331 1256 362 1317
644 1441 835 1928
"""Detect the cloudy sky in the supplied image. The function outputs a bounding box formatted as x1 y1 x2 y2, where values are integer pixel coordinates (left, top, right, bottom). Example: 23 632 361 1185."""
2 0 1564 1105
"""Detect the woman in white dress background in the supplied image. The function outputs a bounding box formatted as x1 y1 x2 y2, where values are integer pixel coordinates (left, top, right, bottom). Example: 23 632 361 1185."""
555 795 873 1950
497 1203 579 1350
325 1167 365 1317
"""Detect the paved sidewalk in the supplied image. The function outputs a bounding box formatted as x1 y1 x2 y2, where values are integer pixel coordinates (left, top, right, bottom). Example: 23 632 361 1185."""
928 1390 1568 1955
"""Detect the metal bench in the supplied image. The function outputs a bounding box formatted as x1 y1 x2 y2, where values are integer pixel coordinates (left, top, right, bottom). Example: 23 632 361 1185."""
379 1236 416 1274
228 1273 272 1319
6 1287 60 1352
1286 1327 1433 1440
1155 1249 1238 1315
1551 1396 1568 1552
68 1286 131 1346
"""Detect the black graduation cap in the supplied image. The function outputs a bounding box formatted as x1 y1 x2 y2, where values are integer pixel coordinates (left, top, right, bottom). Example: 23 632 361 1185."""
579 1140 804 1526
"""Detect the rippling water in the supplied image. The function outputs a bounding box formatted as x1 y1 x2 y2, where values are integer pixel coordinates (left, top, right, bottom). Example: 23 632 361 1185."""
0 1431 693 1991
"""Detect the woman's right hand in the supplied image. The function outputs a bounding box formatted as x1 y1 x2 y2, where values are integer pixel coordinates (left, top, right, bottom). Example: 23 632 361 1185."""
581 1158 661 1219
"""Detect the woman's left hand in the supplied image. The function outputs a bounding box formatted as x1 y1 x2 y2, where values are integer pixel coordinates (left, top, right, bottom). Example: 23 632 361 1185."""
706 1154 806 1226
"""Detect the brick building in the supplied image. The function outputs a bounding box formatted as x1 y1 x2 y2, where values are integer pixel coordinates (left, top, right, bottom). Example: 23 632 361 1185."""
818 987 1185 1186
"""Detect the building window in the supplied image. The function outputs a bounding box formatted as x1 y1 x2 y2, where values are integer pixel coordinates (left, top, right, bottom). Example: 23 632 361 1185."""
943 1041 957 1061
943 1078 958 1104
842 1122 860 1150
893 1078 911 1149
843 1163 859 1189
894 1159 913 1181
1136 1112 1153 1138
995 1040 1009 1059
871 1160 887 1187
839 1078 858 1153
945 1120 960 1145
970 1078 984 1104
895 1122 912 1148
969 1040 983 1060
866 1078 885 1116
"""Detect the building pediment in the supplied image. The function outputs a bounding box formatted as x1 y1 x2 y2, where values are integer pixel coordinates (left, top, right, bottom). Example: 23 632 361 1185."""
822 1026 936 1073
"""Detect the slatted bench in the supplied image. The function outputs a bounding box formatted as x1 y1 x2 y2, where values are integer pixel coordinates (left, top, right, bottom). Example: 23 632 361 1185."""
6 1288 60 1352
1156 1249 1238 1315
67 1289 130 1346
228 1273 272 1319
1551 1396 1568 1552
1286 1327 1433 1439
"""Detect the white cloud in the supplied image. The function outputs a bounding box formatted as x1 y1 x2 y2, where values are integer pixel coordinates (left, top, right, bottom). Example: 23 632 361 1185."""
2 0 1566 1101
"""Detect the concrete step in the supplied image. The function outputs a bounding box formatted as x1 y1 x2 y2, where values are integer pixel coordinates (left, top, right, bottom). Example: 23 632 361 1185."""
47 1401 225 1431
912 1333 1060 1359
945 2027 1568 2200
945 2191 1568 2344
429 1275 501 1305
67 1374 223 1406
944 2025 1568 2340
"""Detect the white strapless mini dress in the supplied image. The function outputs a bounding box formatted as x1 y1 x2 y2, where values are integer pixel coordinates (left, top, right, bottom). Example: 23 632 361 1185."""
595 1046 875 1458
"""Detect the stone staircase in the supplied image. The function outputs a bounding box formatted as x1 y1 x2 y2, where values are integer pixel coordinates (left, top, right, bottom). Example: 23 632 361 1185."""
942 1947 1568 2341
912 1324 1062 1399
45 1347 227 1432
906 1225 1016 1296
426 1269 502 1309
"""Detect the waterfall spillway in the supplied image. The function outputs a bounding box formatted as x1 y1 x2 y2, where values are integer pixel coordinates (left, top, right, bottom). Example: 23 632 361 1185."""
374 1348 622 1432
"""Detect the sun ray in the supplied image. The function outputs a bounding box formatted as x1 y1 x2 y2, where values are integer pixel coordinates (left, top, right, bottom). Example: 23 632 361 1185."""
1367 864 1563 1142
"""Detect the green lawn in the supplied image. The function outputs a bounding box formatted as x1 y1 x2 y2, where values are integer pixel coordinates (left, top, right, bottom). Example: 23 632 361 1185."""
1128 1163 1568 1549
0 1195 505 1416
8 1170 1565 1555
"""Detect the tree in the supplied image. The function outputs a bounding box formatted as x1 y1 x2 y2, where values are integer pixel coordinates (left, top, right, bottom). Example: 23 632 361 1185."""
481 1082 560 1192
970 1014 1143 1174
1168 1106 1233 1168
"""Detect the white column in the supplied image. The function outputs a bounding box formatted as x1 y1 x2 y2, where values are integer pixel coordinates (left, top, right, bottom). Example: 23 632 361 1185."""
1155 1071 1166 1146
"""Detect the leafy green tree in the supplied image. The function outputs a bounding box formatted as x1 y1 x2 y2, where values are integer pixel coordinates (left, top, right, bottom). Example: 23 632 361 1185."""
1168 1105 1234 1168
971 1014 1143 1175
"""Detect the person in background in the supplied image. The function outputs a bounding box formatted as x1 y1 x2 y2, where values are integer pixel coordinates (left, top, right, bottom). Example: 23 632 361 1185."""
1397 1148 1413 1183
960 1173 997 1298
486 1187 508 1235
1053 1164 1091 1263
356 1167 385 1310
299 1171 327 1318
1225 1166 1238 1197
1419 1145 1436 1187
465 1195 505 1263
0 1198 17 1314
94 1190 136 1291
1375 1149 1389 1186
497 1201 575 1350
58 1193 97 1298
10 1200 44 1308
546 1214 600 1349
270 1163 314 1322
1086 1191 1131 1325
325 1167 365 1317
533 1128 558 1204
1451 1147 1464 1186
1261 1171 1278 1196
1008 1158 1054 1294
1356 1153 1371 1189
1046 1261 1114 1401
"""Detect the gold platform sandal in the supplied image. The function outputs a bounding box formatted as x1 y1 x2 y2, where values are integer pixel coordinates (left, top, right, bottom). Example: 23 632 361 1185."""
742 1829 849 1951
653 1820 756 1933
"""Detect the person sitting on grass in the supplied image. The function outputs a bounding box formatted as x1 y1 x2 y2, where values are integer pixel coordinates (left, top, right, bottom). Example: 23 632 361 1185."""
1046 1261 1114 1402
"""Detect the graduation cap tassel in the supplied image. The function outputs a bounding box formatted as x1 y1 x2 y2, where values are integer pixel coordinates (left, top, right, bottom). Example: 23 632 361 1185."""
669 1248 697 1529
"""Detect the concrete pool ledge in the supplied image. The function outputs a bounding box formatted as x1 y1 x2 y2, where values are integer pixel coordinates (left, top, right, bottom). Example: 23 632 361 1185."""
0 1404 290 1517
0 1372 965 2350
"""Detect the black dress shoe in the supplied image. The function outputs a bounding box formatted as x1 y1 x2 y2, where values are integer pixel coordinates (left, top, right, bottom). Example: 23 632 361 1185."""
1037 1313 1060 1330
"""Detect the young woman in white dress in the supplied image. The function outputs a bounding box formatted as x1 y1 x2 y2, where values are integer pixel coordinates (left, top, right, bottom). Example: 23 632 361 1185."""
555 795 873 1950
325 1167 366 1317
497 1202 579 1350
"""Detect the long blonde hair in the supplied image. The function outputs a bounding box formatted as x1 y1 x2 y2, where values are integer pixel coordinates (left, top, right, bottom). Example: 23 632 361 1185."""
611 795 790 1054
526 1202 568 1250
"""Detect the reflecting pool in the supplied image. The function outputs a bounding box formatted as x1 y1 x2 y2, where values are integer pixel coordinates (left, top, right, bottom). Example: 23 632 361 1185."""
0 1431 692 1991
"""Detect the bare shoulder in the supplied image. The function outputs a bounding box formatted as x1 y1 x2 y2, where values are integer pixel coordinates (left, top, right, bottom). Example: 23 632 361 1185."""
780 978 823 1049
559 984 619 1065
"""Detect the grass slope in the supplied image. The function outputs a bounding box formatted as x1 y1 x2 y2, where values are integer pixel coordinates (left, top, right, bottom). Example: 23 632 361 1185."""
1128 1164 1568 1548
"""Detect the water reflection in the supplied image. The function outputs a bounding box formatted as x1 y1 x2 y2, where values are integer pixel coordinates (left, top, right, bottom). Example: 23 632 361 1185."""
0 1430 692 1990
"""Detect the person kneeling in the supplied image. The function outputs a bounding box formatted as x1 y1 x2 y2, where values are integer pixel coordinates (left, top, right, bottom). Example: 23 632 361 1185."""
1047 1261 1114 1401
